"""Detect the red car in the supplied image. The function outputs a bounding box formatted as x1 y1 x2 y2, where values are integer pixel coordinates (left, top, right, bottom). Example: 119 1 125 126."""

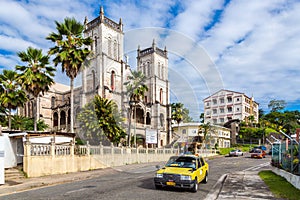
251 149 266 159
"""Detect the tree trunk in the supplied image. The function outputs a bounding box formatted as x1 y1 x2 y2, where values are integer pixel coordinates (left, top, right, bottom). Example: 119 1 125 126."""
70 78 74 133
8 108 11 130
34 96 38 132
127 106 132 147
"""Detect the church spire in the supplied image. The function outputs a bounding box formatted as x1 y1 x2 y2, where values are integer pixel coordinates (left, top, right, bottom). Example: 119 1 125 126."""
100 6 104 22
152 39 156 51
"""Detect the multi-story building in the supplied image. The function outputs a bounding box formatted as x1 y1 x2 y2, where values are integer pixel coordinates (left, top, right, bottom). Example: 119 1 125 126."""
203 89 259 125
18 7 171 147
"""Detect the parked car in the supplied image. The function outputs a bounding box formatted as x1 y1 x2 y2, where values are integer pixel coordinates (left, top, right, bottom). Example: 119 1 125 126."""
229 149 243 157
154 154 209 192
251 149 265 159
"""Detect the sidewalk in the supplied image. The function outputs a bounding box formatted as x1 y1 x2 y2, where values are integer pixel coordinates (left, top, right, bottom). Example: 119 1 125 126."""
0 162 161 197
206 164 282 200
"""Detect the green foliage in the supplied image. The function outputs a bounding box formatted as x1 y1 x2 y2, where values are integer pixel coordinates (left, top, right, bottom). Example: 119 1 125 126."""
171 103 193 124
259 170 300 200
268 99 287 112
16 47 55 131
124 70 148 102
218 148 235 155
77 95 126 145
239 127 265 139
0 70 27 130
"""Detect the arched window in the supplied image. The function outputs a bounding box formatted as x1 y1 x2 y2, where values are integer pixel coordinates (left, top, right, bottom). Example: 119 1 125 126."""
68 109 71 125
92 70 96 90
111 71 115 91
146 112 151 125
51 96 55 108
160 88 163 104
108 38 112 56
53 112 58 127
60 110 66 126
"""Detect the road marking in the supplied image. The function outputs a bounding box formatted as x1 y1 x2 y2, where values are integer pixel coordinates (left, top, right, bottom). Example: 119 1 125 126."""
65 188 88 194
243 162 270 171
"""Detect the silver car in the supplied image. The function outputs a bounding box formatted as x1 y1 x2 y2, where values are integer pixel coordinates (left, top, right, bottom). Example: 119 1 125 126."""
229 149 243 157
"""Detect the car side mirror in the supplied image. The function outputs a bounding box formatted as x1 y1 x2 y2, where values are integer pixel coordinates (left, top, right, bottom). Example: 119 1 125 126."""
155 165 160 169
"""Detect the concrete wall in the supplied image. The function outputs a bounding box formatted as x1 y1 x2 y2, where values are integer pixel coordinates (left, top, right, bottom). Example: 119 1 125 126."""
272 167 300 190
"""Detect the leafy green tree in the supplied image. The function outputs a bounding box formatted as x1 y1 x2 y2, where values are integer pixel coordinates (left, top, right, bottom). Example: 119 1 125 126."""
16 47 55 132
268 99 286 112
0 70 27 130
182 107 194 122
47 17 92 133
77 95 126 145
11 115 48 131
199 113 205 123
124 70 148 146
198 122 211 149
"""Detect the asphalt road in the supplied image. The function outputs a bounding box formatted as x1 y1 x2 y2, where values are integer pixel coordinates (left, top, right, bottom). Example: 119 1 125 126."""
0 153 271 200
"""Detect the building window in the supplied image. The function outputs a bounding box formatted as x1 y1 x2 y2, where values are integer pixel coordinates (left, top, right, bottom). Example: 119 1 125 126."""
146 112 151 125
144 96 147 103
206 111 210 115
94 36 98 54
237 107 240 111
161 65 164 79
220 98 224 104
147 62 150 76
53 112 58 127
60 110 66 126
213 109 217 114
220 118 224 123
108 38 112 56
236 98 240 102
213 99 217 105
143 63 146 76
206 102 210 106
111 71 115 91
160 88 163 104
158 62 160 78
220 108 224 113
92 70 96 91
227 107 232 112
114 40 118 60
227 97 232 103
213 119 217 124
51 96 55 108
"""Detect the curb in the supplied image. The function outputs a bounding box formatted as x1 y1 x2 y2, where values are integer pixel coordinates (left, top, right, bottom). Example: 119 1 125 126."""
204 174 227 200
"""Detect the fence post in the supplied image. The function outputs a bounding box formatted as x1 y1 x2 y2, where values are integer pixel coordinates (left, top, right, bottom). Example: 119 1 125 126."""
23 140 31 176
86 141 90 155
99 142 103 155
50 138 55 157
70 141 74 156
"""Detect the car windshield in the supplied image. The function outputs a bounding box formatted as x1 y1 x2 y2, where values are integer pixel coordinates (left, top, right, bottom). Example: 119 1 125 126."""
165 156 196 169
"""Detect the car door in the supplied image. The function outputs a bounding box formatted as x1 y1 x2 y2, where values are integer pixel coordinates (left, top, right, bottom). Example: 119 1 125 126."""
196 158 204 182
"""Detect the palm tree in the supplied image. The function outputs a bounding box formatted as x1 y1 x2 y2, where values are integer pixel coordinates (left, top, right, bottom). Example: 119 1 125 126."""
16 47 55 132
124 70 148 147
0 70 27 130
171 103 186 150
198 122 211 149
47 17 92 133
77 95 126 145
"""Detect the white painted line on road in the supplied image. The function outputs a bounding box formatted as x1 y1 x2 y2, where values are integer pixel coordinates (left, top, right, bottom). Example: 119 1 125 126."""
65 188 88 194
243 162 270 171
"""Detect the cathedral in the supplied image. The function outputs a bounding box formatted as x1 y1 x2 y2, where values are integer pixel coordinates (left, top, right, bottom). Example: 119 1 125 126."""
19 7 171 147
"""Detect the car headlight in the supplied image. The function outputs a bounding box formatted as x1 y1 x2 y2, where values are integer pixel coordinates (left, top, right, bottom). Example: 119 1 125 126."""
180 175 191 181
156 173 163 178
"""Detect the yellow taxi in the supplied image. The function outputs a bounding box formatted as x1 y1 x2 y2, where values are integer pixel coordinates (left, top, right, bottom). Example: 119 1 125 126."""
154 154 209 192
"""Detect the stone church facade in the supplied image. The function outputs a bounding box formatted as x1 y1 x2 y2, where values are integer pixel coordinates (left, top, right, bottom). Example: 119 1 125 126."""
19 7 171 147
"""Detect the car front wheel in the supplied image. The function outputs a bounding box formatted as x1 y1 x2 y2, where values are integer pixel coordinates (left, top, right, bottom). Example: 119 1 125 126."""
191 178 198 192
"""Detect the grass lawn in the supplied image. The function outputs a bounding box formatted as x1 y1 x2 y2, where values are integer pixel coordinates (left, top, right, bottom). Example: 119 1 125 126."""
259 170 300 200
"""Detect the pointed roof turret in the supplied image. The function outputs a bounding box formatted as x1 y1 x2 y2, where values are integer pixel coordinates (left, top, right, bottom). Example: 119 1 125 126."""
100 6 104 22
152 39 156 51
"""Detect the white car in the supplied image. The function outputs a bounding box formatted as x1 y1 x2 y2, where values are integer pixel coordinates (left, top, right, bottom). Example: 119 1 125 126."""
229 149 243 157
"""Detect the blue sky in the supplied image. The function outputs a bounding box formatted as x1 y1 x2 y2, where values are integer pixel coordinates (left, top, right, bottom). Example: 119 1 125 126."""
0 0 300 119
